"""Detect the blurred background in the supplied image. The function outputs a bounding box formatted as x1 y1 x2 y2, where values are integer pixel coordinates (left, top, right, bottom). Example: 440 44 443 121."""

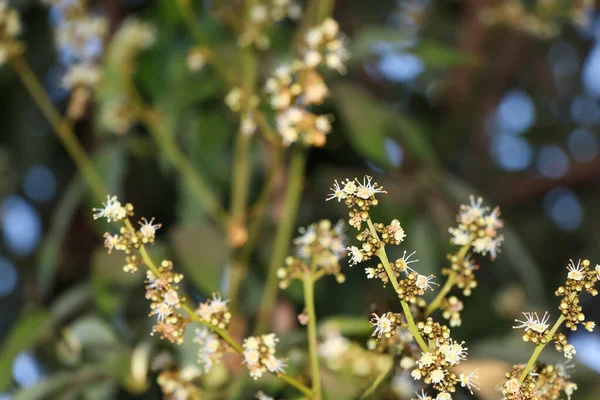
1 0 599 398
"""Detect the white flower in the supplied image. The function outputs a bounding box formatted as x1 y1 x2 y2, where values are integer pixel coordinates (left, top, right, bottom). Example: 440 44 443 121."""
194 327 222 373
411 368 422 380
365 267 376 279
342 179 357 194
596 264 600 279
417 352 434 367
564 382 578 400
326 179 346 202
436 393 452 400
504 378 521 394
430 368 446 384
355 176 386 199
460 195 486 224
567 259 585 281
370 313 392 338
255 391 275 400
263 354 287 373
139 217 161 239
244 336 259 350
399 356 415 369
415 390 432 400
563 344 576 359
346 246 365 265
513 311 550 333
104 233 120 253
439 340 467 365
209 294 230 313
152 302 172 322
261 333 278 349
415 274 438 291
459 369 480 394
93 195 127 222
448 227 471 246
397 250 419 273
163 289 180 306
389 219 406 242
244 349 260 365
318 331 349 360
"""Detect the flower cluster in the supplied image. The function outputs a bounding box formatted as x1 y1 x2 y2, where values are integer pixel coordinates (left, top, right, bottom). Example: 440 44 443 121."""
195 293 232 330
448 195 504 260
441 254 479 297
265 18 348 146
556 259 598 331
103 217 161 258
501 363 578 400
238 0 301 49
194 326 224 374
243 334 287 379
157 365 201 400
42 0 107 118
0 0 22 66
100 18 156 135
278 219 346 287
410 319 478 396
93 195 134 223
146 260 188 344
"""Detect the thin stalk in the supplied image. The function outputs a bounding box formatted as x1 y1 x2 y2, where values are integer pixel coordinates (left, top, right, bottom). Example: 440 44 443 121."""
359 359 393 399
366 218 430 353
10 55 106 201
425 244 471 316
138 109 228 228
303 269 321 399
518 315 566 383
255 147 306 334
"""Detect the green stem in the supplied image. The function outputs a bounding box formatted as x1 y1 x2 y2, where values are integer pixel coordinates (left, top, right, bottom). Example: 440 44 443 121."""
255 147 306 334
518 315 566 383
425 244 471 316
303 270 322 399
366 218 430 353
359 359 393 399
10 55 106 201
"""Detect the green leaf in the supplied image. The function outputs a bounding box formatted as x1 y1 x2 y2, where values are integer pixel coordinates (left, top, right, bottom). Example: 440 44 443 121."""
0 310 50 390
407 215 439 279
413 39 482 69
331 82 392 168
389 113 438 165
319 316 371 336
170 225 230 294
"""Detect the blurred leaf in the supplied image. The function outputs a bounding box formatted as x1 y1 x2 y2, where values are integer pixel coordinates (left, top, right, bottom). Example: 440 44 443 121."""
407 215 439 278
38 176 86 297
319 316 371 336
413 39 481 69
50 283 92 324
0 310 49 390
441 173 547 305
171 225 230 294
332 82 392 168
332 82 437 166
13 365 110 400
93 144 127 195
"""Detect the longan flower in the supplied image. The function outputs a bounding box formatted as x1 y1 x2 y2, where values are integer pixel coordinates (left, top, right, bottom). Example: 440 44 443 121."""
195 293 232 330
513 311 550 333
93 195 132 222
243 334 286 379
139 217 162 241
370 313 391 338
413 390 432 400
567 259 585 281
346 245 365 266
459 369 480 394
438 339 467 365
415 274 438 291
193 327 224 374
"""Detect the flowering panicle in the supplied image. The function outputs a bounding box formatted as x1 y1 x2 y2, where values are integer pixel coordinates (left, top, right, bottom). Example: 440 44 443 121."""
0 0 23 66
501 363 578 400
278 219 347 287
408 318 477 396
265 18 348 146
194 326 224 374
41 0 107 119
243 334 287 379
157 365 201 400
195 293 232 330
238 0 301 49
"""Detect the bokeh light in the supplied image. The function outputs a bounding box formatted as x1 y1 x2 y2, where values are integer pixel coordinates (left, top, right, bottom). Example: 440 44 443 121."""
23 165 57 203
12 352 44 388
384 138 404 168
491 134 533 171
543 187 583 231
1 196 42 256
0 258 18 297
494 89 536 135
567 128 598 162
378 51 423 82
536 145 570 178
